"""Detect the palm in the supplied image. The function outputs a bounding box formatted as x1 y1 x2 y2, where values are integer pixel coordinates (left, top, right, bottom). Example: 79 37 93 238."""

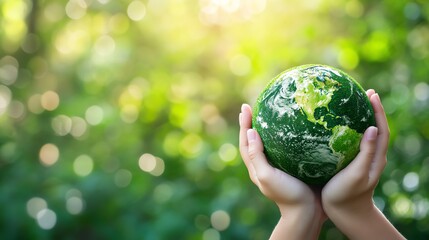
239 104 326 220
263 164 310 198
322 89 389 207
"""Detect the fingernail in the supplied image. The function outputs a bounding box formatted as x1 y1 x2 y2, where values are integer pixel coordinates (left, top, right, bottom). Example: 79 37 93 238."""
365 126 378 141
241 104 246 113
247 129 256 142
374 93 380 101
239 113 243 126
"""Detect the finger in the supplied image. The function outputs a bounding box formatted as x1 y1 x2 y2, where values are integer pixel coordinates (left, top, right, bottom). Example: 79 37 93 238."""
240 104 252 129
247 129 311 201
366 89 375 99
247 129 268 170
239 104 253 159
370 93 390 155
355 126 378 171
324 90 378 189
247 129 273 186
344 126 378 181
239 104 252 151
239 104 258 185
368 94 389 180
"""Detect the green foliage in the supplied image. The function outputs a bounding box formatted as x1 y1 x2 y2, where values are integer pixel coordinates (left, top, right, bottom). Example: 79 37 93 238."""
0 0 428 239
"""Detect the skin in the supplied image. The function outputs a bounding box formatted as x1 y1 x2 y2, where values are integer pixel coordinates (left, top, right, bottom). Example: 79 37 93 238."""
239 89 405 240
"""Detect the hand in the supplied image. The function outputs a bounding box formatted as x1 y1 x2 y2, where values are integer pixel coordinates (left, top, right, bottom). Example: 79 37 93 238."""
322 89 387 210
322 89 405 239
239 104 326 240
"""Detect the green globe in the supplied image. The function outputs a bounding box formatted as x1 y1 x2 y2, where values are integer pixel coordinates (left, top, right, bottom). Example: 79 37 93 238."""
252 64 376 185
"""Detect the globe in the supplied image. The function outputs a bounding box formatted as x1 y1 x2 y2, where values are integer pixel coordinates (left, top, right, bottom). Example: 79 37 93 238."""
252 64 376 185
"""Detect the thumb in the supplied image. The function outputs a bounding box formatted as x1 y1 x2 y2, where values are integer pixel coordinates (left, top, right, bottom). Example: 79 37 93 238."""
353 126 378 174
247 129 274 182
247 129 265 160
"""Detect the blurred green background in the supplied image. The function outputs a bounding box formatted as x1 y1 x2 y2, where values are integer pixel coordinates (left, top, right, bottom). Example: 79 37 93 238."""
1 0 428 239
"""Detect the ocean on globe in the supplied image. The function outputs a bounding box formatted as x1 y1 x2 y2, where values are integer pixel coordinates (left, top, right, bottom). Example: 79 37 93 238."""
252 64 376 185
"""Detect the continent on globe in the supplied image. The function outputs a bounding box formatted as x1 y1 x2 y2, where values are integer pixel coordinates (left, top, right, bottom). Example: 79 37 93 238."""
252 64 376 185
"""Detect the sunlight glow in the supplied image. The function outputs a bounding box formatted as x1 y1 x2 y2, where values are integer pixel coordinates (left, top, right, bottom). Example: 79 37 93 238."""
0 85 12 115
1 0 28 51
94 35 116 56
65 188 85 215
27 196 59 230
392 195 414 218
162 131 181 157
65 188 84 215
54 21 90 59
199 0 266 25
120 104 139 123
210 210 230 231
0 56 19 85
52 115 87 137
70 116 88 138
52 115 72 136
180 134 203 158
41 91 60 111
218 143 237 163
37 209 57 230
345 0 363 18
8 100 25 119
43 3 64 22
108 13 130 34
414 82 429 101
65 0 87 20
85 105 104 125
66 197 83 215
73 154 94 177
139 153 165 176
403 172 419 192
414 198 429 220
39 143 59 166
203 228 220 240
139 153 156 172
127 1 146 21
2 1 428 238
26 197 47 219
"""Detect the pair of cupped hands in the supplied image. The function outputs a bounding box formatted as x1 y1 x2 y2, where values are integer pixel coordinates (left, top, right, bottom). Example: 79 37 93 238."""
239 89 404 239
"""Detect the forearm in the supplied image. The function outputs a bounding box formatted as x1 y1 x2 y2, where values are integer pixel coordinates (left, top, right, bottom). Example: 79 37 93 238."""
326 203 405 240
270 206 324 240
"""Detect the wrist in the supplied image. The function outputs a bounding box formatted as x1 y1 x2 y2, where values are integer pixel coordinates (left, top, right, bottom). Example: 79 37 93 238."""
325 202 404 240
323 196 374 218
270 205 325 240
278 202 322 220
278 202 326 230
324 201 375 225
